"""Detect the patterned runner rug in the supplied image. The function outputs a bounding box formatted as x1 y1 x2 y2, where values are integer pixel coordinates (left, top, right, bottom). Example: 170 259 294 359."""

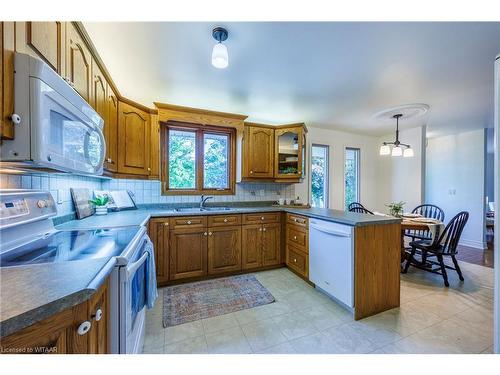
162 274 275 327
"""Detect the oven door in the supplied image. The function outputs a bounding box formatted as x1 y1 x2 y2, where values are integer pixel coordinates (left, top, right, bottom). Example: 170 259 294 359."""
119 237 151 354
30 77 105 175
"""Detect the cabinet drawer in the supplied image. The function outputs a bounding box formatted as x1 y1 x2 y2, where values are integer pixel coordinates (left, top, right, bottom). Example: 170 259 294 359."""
286 213 308 228
242 212 280 225
208 214 241 227
170 216 207 230
286 244 308 278
286 226 308 251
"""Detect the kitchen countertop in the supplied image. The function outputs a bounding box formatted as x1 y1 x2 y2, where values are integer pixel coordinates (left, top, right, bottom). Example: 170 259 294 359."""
56 206 400 230
0 257 115 338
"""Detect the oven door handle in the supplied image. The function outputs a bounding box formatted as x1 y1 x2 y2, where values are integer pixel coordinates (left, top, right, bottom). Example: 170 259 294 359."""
126 251 149 278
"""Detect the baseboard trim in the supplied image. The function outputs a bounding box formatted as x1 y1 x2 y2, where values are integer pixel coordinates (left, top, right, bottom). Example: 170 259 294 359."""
459 238 487 250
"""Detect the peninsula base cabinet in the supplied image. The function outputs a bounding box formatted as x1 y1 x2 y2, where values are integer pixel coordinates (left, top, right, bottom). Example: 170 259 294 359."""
0 279 109 354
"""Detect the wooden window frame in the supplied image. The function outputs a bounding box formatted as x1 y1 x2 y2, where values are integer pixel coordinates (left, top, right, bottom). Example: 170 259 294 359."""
160 121 236 195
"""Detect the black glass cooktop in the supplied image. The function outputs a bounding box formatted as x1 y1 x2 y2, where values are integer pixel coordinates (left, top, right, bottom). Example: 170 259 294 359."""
0 227 141 267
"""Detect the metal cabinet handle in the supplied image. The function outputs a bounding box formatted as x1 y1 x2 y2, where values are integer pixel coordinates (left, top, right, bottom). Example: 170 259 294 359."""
93 308 103 322
204 232 207 236
293 235 297 240
250 170 253 174
77 321 92 336
209 232 212 236
259 228 262 232
263 228 267 232
147 167 151 171
164 222 169 227
294 258 297 263
187 220 192 225
261 217 265 220
223 218 228 223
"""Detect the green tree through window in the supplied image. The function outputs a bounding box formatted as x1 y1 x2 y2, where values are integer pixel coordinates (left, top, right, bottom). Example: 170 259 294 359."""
311 145 329 208
345 148 360 209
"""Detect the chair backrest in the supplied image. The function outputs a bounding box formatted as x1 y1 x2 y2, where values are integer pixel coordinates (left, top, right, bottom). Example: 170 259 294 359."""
348 202 373 215
438 211 469 254
412 204 445 222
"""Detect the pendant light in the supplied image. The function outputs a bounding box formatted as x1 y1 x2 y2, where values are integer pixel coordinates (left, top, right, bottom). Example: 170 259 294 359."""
211 27 229 69
379 114 414 157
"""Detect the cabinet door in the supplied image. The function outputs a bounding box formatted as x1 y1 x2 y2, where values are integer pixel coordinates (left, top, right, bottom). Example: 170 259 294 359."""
91 62 107 122
87 279 109 354
0 298 88 354
262 223 281 266
244 125 274 178
117 101 151 175
66 23 91 102
105 88 118 172
16 22 63 74
170 228 208 280
241 224 262 270
148 218 170 284
274 126 304 179
208 226 242 275
1 22 15 140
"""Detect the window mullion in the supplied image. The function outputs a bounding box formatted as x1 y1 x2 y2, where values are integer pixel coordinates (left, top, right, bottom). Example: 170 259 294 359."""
197 129 204 193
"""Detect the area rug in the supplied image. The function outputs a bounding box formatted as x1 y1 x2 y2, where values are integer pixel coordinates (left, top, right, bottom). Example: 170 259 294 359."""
162 274 275 327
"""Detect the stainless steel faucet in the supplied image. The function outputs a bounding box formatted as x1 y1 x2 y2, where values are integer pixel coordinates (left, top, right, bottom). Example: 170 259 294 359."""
200 195 214 210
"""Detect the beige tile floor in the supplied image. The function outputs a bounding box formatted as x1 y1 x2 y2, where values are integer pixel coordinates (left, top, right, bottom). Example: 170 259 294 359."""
142 260 494 354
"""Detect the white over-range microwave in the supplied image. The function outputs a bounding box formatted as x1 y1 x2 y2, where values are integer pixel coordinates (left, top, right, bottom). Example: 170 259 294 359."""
0 53 105 175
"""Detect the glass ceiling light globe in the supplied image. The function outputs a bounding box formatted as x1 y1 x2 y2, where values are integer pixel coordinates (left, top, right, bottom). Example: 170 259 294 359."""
212 43 228 69
391 146 403 157
379 144 391 155
403 147 414 158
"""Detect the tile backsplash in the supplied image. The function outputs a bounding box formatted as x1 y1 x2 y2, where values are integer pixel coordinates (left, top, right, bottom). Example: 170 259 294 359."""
0 173 296 217
101 179 295 205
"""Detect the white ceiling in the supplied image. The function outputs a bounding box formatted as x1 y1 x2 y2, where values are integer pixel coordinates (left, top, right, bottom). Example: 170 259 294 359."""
84 22 500 137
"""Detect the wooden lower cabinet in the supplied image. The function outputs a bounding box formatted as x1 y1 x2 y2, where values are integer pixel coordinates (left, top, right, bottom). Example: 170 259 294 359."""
148 218 170 284
286 244 308 278
170 228 208 280
0 279 109 354
262 223 281 266
208 226 242 275
241 224 263 270
242 223 281 270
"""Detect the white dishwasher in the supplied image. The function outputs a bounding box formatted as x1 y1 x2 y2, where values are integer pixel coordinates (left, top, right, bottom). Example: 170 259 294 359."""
309 218 354 308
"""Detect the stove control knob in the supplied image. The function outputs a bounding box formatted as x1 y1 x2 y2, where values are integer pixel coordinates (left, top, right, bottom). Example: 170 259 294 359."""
37 200 47 208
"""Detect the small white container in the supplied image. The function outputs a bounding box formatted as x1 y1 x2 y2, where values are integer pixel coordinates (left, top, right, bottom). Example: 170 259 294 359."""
95 206 108 215
278 198 285 205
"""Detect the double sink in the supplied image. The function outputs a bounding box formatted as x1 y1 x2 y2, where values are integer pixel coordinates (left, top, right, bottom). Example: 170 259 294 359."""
173 206 234 213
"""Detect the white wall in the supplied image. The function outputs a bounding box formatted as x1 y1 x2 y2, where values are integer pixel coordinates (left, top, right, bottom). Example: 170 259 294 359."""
295 126 380 211
425 129 486 249
375 126 426 213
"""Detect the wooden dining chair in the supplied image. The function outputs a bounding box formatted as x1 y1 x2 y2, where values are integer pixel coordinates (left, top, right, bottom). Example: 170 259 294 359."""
405 204 445 242
348 202 374 215
402 211 469 287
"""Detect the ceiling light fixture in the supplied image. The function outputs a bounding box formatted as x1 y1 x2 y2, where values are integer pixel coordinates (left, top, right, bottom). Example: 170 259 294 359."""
379 114 414 158
211 27 229 69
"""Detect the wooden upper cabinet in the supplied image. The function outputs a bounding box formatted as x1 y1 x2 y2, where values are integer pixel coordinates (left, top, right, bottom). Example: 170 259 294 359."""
274 124 306 179
207 226 242 275
148 218 170 284
117 101 151 175
243 123 274 179
149 113 160 179
170 228 208 280
105 88 119 172
1 22 16 140
16 22 64 75
262 223 281 266
66 23 91 102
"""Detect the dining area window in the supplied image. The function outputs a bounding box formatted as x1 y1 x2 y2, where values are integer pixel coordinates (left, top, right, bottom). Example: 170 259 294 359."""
311 144 329 208
344 147 360 209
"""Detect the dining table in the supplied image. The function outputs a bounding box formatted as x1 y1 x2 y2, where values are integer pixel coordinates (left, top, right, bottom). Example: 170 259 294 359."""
400 218 444 264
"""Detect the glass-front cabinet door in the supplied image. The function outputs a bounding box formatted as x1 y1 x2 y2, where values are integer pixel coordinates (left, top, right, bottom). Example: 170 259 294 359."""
274 124 306 179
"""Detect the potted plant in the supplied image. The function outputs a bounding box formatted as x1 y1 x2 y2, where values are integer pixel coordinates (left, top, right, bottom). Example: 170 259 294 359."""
89 195 109 216
386 201 405 217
